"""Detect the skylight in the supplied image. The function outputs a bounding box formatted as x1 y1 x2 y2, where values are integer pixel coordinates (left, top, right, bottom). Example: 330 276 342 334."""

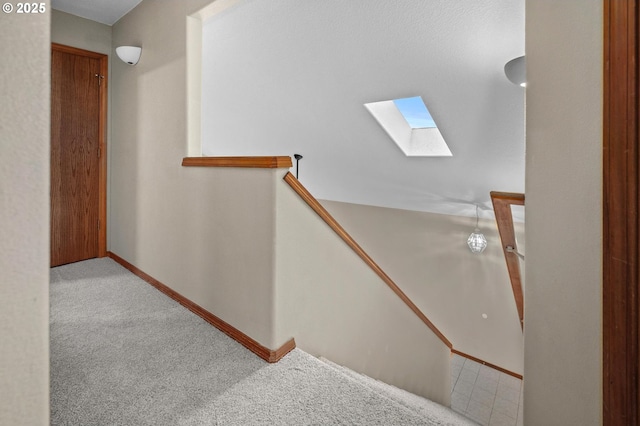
364 96 452 157
393 96 437 129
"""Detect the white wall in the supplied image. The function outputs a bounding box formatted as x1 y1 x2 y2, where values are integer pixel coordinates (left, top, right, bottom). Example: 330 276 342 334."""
0 2 51 424
200 0 525 219
525 0 603 424
274 175 451 404
321 200 524 375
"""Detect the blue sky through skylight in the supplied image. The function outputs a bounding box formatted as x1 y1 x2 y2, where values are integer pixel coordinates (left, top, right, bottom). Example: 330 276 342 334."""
393 96 437 129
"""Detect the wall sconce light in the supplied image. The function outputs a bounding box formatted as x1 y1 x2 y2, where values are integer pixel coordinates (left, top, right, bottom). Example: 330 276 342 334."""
467 205 488 254
116 46 142 66
504 55 526 87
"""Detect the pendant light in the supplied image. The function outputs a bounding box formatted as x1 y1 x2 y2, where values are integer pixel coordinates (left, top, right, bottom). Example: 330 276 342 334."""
467 205 487 254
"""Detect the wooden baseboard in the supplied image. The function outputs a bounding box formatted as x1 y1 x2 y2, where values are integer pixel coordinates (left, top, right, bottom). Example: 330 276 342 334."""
451 349 523 380
106 251 295 363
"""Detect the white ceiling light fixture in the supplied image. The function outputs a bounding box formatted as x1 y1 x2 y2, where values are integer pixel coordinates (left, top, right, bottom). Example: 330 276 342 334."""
116 46 142 65
504 55 526 87
467 205 487 254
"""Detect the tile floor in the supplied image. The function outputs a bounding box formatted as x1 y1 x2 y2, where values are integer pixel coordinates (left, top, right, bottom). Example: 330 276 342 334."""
450 354 523 426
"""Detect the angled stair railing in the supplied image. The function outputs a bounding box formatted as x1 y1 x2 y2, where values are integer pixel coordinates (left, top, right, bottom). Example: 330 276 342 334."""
283 171 452 349
175 154 527 402
177 156 520 382
179 156 450 349
491 191 525 330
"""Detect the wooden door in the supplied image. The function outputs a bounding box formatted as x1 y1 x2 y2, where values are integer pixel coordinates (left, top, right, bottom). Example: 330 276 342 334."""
50 44 107 267
603 0 639 424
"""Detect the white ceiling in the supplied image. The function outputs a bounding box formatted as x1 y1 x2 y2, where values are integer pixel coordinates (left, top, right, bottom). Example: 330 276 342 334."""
51 0 142 25
201 0 526 221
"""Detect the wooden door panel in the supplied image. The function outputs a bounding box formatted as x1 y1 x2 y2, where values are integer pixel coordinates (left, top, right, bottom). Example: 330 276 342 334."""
603 0 639 423
51 49 100 267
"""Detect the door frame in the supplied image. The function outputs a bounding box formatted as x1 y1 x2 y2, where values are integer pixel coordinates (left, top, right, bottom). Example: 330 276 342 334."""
603 0 639 424
51 43 108 258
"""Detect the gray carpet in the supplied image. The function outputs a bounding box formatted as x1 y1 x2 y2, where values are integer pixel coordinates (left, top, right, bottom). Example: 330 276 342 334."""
51 258 472 425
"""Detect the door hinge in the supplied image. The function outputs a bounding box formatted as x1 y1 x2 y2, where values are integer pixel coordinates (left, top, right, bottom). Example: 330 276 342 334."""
98 147 101 158
98 219 101 230
94 74 105 86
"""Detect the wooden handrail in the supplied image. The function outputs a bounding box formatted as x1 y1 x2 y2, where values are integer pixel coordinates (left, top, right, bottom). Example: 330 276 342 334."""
283 172 452 349
490 191 525 330
452 349 522 380
182 156 293 168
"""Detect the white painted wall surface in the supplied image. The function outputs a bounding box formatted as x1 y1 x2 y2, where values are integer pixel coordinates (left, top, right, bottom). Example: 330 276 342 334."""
200 0 525 220
0 2 51 424
321 200 524 375
274 174 451 404
525 0 603 424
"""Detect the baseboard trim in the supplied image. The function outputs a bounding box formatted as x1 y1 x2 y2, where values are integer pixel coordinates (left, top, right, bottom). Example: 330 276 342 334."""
451 349 523 380
107 251 295 363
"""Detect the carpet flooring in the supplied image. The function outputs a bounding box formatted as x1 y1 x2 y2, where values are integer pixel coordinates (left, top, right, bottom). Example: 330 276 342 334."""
51 258 476 425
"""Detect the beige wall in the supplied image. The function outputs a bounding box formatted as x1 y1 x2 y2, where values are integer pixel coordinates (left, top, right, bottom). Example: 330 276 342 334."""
525 0 603 424
110 0 281 348
274 174 451 404
321 200 525 375
0 2 51 424
51 9 111 55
